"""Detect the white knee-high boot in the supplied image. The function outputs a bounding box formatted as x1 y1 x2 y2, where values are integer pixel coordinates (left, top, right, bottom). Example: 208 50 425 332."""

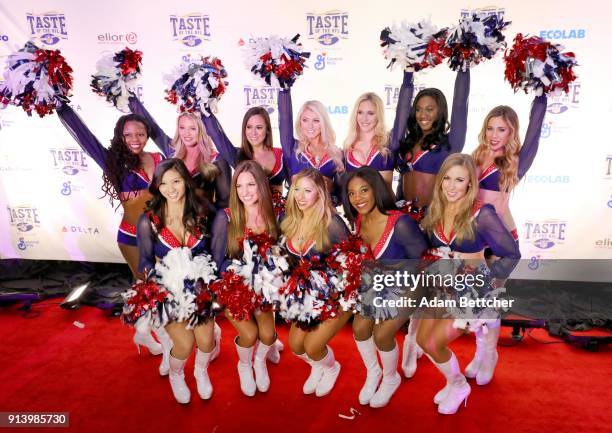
168 354 191 404
401 318 423 378
253 340 272 392
194 349 213 399
476 320 501 385
431 351 471 415
313 346 341 397
155 326 173 376
234 338 256 396
355 337 382 405
133 317 162 355
370 344 401 408
296 352 323 395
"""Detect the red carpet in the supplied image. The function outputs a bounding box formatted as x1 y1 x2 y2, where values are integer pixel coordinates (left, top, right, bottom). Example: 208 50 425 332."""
0 300 609 433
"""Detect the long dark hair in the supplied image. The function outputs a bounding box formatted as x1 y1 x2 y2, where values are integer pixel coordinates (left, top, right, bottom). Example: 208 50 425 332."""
238 107 273 162
399 88 450 160
146 158 209 235
102 113 152 203
342 167 397 223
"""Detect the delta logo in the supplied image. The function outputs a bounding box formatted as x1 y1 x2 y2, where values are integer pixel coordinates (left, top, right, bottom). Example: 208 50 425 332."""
26 12 68 45
306 11 349 46
524 220 567 249
169 13 211 47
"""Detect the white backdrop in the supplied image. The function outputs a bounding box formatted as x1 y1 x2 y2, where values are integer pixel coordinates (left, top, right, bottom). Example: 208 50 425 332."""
1 0 611 280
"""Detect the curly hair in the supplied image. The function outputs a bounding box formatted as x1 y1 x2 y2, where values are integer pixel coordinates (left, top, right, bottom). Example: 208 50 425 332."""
146 158 209 236
102 113 152 204
398 88 450 161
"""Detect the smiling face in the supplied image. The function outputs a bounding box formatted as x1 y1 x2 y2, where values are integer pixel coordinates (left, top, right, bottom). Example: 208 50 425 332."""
441 165 470 204
236 171 259 207
300 108 322 142
485 116 511 153
415 95 440 134
293 176 319 211
177 115 199 148
347 176 375 215
356 100 377 134
123 121 148 154
158 168 186 204
245 114 267 147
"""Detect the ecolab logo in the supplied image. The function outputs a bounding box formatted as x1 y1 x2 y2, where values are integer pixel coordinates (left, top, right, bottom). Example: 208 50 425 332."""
306 11 349 45
170 13 211 47
243 86 280 113
525 175 570 184
547 82 581 115
49 148 88 175
7 205 41 232
97 32 138 44
524 220 567 249
26 12 68 45
539 29 586 40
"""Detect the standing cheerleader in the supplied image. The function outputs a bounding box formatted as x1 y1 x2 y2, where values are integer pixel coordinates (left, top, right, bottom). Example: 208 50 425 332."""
393 69 470 378
343 167 428 407
56 104 167 356
466 95 547 385
418 153 520 414
278 89 344 199
280 168 351 396
128 97 230 207
210 161 285 396
136 158 219 404
202 107 286 193
343 93 394 189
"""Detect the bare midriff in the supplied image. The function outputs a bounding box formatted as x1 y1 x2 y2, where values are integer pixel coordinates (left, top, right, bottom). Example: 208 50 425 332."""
403 171 436 206
120 190 153 225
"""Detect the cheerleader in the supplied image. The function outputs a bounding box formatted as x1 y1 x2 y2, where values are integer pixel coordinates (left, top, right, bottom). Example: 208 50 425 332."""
466 95 547 385
210 161 285 396
278 89 344 199
128 96 231 208
343 167 428 407
417 153 520 414
280 168 351 396
56 104 167 357
201 107 286 193
343 93 394 189
136 158 219 404
393 69 470 378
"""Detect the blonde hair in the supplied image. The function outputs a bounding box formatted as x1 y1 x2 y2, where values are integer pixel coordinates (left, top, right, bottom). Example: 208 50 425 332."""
422 153 479 243
472 106 521 192
294 100 344 172
343 92 390 158
227 161 279 257
280 168 334 252
171 113 219 181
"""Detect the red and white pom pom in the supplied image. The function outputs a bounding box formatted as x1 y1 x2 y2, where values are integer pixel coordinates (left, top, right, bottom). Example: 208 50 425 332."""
155 247 218 327
164 56 228 116
0 41 72 117
380 19 449 72
122 275 168 327
245 34 310 89
210 270 258 321
444 11 511 71
504 33 578 96
327 235 369 313
91 47 142 112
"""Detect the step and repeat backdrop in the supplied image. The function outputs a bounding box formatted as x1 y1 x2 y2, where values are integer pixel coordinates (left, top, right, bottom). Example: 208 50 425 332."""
1 0 610 280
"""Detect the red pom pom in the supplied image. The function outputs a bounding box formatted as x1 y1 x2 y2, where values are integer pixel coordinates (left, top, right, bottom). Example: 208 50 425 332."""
210 270 258 321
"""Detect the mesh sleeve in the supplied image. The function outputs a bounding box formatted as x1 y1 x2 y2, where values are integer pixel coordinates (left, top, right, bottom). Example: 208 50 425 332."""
395 215 428 258
128 96 173 157
278 89 297 160
448 70 470 153
212 158 231 209
210 209 230 272
202 113 239 168
477 205 521 279
517 95 547 179
390 71 414 153
136 213 156 274
56 103 108 170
